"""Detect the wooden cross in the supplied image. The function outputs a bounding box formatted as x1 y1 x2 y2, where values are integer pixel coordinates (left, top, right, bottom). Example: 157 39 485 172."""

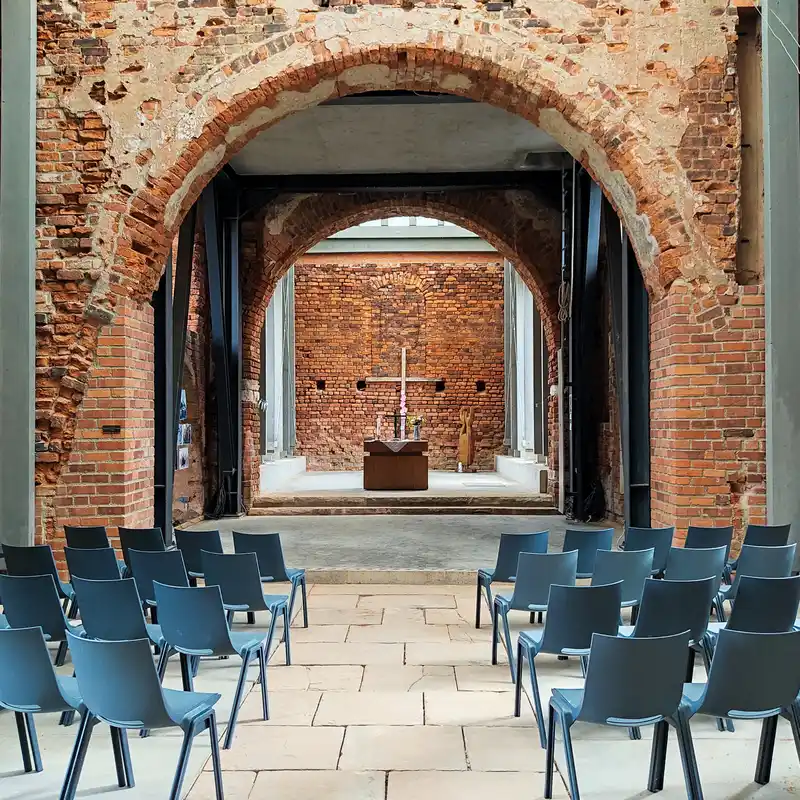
365 347 440 403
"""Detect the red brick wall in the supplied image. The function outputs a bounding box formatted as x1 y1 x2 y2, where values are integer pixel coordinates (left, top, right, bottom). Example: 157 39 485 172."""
293 252 505 471
47 297 154 564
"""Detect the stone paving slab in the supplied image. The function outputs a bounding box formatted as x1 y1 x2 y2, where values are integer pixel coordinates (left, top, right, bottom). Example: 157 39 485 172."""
315 691 424 726
360 665 457 692
358 594 458 609
340 725 468 771
423 690 534 727
264 664 364 692
387 770 570 799
216 726 345 771
348 623 451 643
250 770 386 799
276 642 405 666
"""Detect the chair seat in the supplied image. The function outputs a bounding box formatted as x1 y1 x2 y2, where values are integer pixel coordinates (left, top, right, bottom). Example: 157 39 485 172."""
519 629 544 655
680 683 707 715
56 675 84 710
706 621 726 637
0 614 8 630
229 631 266 657
263 594 288 610
286 568 305 580
551 687 584 724
61 582 75 599
162 687 221 729
145 623 166 647
618 625 635 637
718 585 733 600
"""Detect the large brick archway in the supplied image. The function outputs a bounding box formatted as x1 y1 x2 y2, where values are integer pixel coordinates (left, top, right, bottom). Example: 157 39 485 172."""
37 3 759 539
239 190 563 502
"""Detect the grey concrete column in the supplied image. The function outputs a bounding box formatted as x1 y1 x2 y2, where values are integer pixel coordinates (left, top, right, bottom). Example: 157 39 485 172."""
503 260 518 455
763 0 800 539
0 1 36 546
281 266 296 456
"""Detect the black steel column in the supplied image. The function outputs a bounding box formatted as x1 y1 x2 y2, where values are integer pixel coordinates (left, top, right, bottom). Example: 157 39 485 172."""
152 254 174 543
224 207 243 513
172 207 197 436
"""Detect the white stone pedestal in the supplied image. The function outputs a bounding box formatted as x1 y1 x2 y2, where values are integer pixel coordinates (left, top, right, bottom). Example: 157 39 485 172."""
260 456 307 492
495 455 548 493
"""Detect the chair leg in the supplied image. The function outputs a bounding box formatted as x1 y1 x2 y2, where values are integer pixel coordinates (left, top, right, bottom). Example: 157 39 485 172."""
529 612 536 623
684 647 696 682
537 611 543 624
156 645 172 683
247 611 256 625
223 652 252 750
180 652 195 692
24 713 43 773
544 703 557 799
500 607 515 681
755 715 779 785
579 655 588 678
15 712 33 773
787 701 800 764
111 727 127 788
119 728 134 787
629 725 642 740
283 604 292 666
559 714 581 800
647 720 668 792
528 650 547 750
207 712 225 800
55 640 69 667
263 605 280 664
300 575 308 628
673 713 704 800
484 581 494 624
59 712 96 800
67 598 79 620
258 644 270 720
475 575 483 629
490 600 499 666
513 639 524 718
168 729 194 800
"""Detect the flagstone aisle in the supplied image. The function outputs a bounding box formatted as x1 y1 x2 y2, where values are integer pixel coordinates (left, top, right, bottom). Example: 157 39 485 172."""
185 585 800 800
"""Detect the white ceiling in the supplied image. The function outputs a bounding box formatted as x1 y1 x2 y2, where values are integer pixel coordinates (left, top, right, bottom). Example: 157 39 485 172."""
229 96 564 176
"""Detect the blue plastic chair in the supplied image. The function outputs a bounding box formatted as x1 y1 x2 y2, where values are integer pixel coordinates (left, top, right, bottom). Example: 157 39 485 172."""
685 524 734 561
127 548 189 616
201 549 290 665
118 526 166 569
561 528 614 578
475 531 549 628
683 629 800 790
0 627 84 775
715 543 796 621
0 574 84 666
64 546 121 581
492 550 578 679
664 545 727 594
62 633 223 800
232 531 308 628
591 548 654 612
154 581 273 749
623 526 674 575
3 543 77 617
64 525 110 549
544 631 699 800
175 528 223 582
727 523 794 579
513 581 623 748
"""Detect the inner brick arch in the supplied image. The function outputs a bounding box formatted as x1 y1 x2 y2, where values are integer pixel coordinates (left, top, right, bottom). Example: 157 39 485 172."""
239 190 563 503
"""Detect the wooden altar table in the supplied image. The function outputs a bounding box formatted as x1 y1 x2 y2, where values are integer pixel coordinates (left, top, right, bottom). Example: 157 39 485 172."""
363 439 429 490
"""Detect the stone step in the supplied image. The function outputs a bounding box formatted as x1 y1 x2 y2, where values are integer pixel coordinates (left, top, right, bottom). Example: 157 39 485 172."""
248 504 558 516
252 493 554 509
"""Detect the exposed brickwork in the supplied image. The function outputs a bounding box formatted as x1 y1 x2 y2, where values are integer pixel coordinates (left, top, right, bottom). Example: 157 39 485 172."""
44 297 154 565
34 2 765 542
293 253 505 471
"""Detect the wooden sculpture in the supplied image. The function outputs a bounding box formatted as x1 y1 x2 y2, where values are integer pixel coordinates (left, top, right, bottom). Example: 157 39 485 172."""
458 407 475 468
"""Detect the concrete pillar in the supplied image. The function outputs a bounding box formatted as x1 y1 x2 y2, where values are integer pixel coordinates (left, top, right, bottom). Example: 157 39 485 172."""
763 0 800 538
264 277 287 459
281 266 296 455
0 1 36 545
514 270 537 458
503 260 518 455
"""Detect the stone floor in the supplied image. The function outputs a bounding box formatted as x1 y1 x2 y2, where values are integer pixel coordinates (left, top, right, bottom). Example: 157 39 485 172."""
4 585 800 798
194 515 610 572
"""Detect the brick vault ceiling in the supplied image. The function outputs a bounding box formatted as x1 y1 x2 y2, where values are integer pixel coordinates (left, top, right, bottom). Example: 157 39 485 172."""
229 94 564 176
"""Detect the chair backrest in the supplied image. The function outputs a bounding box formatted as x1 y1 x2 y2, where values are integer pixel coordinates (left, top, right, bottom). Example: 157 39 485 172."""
0 574 71 641
591 548 654 605
742 523 792 549
0 627 71 713
127 548 188 604
632 576 717 642
539 581 623 655
684 525 734 561
623 526 674 573
67 633 175 730
71 577 149 641
232 531 289 581
175 529 223 576
700 629 800 718
492 531 549 582
118 527 165 567
64 525 110 550
561 528 614 576
726 576 800 633
65 546 120 581
664 545 727 591
729 543 796 597
508 550 578 610
201 550 267 609
579 631 691 726
2 544 61 588
153 582 234 656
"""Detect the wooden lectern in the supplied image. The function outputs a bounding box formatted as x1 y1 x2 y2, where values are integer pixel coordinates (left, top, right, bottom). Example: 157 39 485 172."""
363 439 428 490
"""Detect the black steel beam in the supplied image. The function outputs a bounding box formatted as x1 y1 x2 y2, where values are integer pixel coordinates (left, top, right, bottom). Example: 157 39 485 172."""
171 206 197 437
151 253 174 544
224 210 243 514
233 166 571 194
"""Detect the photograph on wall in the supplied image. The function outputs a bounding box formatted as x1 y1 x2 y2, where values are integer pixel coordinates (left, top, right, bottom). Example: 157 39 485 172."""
177 446 190 471
179 389 188 422
178 423 192 446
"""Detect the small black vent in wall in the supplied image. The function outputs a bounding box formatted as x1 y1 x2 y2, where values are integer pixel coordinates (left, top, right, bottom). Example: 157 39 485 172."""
356 379 367 391
101 424 122 435
435 380 446 393
475 380 486 393
316 379 326 391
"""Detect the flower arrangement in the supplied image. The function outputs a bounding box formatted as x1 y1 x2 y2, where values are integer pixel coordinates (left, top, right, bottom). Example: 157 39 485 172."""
407 415 425 427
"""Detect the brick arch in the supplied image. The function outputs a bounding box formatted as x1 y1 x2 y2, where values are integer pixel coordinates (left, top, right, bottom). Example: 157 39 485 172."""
239 190 563 503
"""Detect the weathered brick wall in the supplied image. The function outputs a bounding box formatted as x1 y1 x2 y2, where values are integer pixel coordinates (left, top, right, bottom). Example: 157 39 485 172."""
293 253 505 471
45 297 154 562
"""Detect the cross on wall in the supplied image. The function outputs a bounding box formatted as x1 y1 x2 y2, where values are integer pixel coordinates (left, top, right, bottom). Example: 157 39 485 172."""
364 346 441 419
